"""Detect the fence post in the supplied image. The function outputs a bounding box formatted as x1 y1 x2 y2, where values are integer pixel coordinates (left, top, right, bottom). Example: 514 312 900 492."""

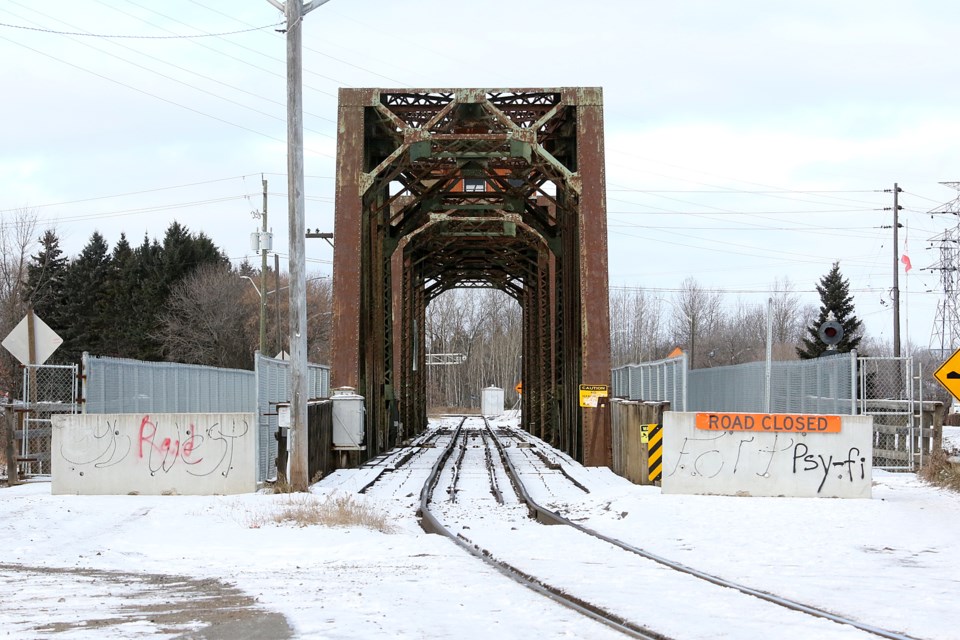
3 405 18 486
850 350 858 415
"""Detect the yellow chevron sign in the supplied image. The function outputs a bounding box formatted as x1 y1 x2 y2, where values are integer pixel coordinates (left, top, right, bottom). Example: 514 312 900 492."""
644 423 663 484
934 348 960 403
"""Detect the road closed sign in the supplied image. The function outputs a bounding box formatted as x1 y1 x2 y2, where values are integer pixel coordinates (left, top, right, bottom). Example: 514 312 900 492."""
695 412 842 433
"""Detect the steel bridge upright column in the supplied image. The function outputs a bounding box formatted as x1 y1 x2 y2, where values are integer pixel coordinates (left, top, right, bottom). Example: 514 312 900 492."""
574 88 612 467
331 90 368 415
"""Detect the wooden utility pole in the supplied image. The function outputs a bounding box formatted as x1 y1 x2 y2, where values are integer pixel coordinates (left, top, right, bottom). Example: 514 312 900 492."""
266 0 333 490
275 253 282 355
3 404 17 486
892 183 902 359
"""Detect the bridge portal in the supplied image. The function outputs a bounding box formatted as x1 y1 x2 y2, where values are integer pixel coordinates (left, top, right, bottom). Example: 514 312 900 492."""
331 87 610 465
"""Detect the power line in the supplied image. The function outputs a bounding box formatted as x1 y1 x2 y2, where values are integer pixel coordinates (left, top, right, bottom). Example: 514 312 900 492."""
0 175 263 213
188 0 414 86
608 207 881 216
5 2 335 136
608 188 880 194
0 19 282 39
610 284 904 295
114 0 345 95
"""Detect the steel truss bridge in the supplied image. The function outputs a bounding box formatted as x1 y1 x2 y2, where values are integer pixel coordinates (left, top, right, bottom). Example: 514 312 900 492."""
331 87 611 465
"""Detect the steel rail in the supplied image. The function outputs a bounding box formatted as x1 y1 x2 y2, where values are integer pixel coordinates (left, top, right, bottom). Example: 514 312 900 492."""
487 423 921 640
358 426 447 494
418 417 670 640
478 427 504 505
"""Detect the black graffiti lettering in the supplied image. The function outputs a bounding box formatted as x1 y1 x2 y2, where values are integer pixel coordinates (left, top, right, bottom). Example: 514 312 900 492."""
816 454 834 492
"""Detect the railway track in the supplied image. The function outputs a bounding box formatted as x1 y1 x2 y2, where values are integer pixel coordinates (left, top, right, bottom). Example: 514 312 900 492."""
360 417 920 640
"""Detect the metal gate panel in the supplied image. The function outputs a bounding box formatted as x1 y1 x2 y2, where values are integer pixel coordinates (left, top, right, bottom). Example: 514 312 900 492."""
19 364 79 475
859 356 916 470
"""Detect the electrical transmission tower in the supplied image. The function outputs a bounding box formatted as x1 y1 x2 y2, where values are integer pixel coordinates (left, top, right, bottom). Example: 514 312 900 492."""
928 182 960 356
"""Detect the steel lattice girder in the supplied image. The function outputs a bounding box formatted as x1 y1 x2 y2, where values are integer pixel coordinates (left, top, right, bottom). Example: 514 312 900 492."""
332 87 611 465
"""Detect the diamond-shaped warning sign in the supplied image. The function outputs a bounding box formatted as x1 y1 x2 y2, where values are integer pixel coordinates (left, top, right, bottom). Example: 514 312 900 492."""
1 312 63 366
933 348 960 403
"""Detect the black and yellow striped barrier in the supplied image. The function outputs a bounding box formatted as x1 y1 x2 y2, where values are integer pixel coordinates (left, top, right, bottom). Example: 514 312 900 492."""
641 423 663 484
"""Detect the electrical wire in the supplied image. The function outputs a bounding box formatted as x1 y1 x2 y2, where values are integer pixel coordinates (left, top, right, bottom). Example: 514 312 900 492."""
0 19 282 39
115 0 347 94
5 2 335 136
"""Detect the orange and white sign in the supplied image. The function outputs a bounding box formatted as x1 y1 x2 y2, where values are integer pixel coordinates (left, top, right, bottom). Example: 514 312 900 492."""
695 412 841 433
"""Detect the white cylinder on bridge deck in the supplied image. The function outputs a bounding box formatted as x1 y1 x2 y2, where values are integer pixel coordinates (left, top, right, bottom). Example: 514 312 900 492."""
332 387 365 450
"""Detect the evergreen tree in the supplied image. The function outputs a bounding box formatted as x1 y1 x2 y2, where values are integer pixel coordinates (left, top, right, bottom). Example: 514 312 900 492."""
25 229 69 328
101 234 141 357
130 234 165 361
48 231 110 364
159 222 228 293
797 261 863 359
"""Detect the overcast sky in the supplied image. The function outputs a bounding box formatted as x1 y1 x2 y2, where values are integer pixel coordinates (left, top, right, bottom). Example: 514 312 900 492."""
2 0 960 351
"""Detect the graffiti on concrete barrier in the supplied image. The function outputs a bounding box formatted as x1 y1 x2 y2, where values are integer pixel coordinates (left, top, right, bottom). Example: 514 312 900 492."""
666 431 867 493
137 415 249 478
62 414 249 479
60 419 131 469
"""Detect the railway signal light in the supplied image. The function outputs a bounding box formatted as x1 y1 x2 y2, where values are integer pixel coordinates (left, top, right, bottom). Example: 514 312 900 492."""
818 312 844 351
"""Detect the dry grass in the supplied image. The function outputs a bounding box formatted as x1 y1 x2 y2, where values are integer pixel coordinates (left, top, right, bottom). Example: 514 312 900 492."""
919 448 960 493
268 493 396 532
268 478 296 494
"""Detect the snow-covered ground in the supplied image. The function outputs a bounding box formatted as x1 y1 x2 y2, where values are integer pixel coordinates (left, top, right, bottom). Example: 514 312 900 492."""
944 425 959 453
2 419 959 639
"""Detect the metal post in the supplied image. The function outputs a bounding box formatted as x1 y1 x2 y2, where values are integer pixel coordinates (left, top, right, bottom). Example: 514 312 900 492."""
259 177 268 355
681 353 689 412
917 361 924 468
275 253 281 355
850 349 859 415
764 296 773 413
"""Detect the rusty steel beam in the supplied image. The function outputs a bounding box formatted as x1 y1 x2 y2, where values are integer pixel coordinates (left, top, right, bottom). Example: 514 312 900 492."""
331 89 370 392
574 88 612 467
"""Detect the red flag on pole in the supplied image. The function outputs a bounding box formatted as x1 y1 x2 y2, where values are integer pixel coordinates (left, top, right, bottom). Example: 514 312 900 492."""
901 254 912 272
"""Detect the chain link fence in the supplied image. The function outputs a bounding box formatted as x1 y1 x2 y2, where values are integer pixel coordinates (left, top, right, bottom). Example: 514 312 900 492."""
612 352 936 470
858 356 916 470
612 352 857 415
18 364 79 475
612 354 688 410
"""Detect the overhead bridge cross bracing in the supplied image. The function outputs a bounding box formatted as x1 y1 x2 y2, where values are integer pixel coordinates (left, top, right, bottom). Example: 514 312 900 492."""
331 87 611 465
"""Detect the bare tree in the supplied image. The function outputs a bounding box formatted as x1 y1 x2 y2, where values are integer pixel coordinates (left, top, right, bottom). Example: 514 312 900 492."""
705 299 766 366
425 288 522 411
0 210 39 395
306 274 332 364
155 264 257 369
670 277 724 369
610 288 666 366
